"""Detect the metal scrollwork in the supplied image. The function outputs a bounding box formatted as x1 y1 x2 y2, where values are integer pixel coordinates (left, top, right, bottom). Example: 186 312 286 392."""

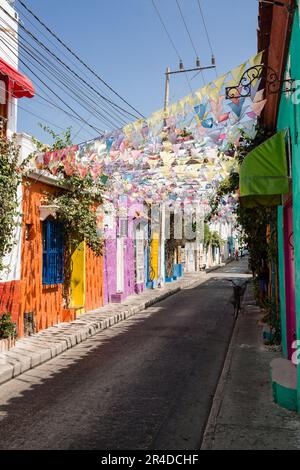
225 64 296 100
288 231 294 251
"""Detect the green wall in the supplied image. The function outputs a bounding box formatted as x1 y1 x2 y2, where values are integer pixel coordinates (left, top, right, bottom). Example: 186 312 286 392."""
277 206 288 358
277 1 300 408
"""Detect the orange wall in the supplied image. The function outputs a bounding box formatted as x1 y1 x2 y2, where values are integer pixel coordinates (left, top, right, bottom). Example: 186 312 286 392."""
85 244 103 311
0 280 23 328
21 179 64 334
21 178 104 336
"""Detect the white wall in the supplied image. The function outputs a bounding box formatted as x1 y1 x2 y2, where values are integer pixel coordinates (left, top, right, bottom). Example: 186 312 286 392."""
0 0 18 137
17 132 37 164
0 133 36 282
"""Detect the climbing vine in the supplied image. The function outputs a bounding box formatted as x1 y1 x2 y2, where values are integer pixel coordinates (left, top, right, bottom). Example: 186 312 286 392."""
34 126 105 306
207 126 280 343
34 125 104 254
0 126 29 273
207 126 277 275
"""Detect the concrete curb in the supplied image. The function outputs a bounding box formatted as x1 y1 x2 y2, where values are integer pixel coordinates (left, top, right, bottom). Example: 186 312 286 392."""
0 274 206 386
200 280 253 450
205 259 235 274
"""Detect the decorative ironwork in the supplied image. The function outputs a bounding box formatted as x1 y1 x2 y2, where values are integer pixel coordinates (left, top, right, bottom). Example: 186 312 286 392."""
288 231 294 251
225 65 296 100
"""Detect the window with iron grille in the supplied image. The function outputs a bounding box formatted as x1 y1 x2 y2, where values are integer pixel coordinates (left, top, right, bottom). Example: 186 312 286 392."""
42 218 64 285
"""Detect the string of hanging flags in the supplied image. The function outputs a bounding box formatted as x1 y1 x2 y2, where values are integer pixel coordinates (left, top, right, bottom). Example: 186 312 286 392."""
34 52 266 213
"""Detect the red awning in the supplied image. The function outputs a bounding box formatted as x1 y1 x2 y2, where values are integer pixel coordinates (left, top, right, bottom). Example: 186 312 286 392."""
0 57 34 98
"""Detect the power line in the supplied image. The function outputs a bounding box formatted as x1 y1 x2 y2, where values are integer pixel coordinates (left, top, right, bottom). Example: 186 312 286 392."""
0 18 105 134
0 16 117 132
17 104 68 131
0 36 104 135
176 0 197 57
0 5 140 123
151 0 182 60
16 0 146 119
150 0 193 95
0 12 134 130
0 41 95 141
13 30 127 129
14 34 129 128
14 3 118 106
175 0 205 85
196 0 218 77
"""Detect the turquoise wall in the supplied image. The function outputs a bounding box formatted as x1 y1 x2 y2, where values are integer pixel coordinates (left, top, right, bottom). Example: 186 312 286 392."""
277 1 300 408
277 206 288 358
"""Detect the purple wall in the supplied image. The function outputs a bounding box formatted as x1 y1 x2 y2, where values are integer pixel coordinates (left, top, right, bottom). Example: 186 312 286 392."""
103 199 145 304
103 238 117 304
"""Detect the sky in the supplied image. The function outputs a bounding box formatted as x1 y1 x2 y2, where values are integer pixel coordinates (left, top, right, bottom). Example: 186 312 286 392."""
14 0 259 144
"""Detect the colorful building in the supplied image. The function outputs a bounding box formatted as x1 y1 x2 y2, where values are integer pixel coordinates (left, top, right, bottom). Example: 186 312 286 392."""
275 0 300 411
0 0 35 330
18 170 104 336
242 0 299 411
103 198 148 303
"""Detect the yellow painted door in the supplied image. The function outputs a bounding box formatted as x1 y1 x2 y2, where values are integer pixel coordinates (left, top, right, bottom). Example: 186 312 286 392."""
150 234 159 281
70 242 86 312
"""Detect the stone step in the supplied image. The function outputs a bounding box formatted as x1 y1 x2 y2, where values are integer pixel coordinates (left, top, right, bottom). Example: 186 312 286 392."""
270 358 297 411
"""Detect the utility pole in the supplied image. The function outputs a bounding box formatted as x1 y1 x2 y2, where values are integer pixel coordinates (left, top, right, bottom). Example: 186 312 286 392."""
164 66 170 112
163 58 216 111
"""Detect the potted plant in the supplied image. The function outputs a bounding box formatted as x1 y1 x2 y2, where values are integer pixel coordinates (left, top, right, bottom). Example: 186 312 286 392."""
0 313 17 352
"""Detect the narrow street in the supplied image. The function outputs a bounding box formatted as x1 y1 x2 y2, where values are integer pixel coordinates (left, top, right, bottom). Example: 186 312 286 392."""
0 260 250 450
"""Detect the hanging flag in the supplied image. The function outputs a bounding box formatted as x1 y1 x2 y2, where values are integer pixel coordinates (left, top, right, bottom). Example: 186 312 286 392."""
231 63 247 83
194 103 207 120
249 51 264 68
251 99 267 116
202 118 214 128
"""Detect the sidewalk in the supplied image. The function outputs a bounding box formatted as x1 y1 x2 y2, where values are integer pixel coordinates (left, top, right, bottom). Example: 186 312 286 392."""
201 282 300 450
0 273 206 386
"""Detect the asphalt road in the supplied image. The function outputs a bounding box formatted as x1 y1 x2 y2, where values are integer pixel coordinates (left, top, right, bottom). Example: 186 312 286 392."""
0 259 250 450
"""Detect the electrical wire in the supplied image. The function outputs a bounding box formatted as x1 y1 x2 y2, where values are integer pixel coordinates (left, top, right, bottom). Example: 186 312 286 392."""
196 0 218 77
151 0 182 60
13 31 127 129
0 42 97 141
150 0 193 95
17 104 68 131
14 4 119 106
6 37 123 132
175 0 205 85
0 18 112 133
16 0 146 119
0 36 104 135
0 5 140 123
10 21 134 128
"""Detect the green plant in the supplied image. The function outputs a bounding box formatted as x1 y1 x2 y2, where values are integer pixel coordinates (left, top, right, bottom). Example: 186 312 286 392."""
49 174 104 255
32 124 72 152
33 125 105 307
203 223 223 250
0 128 29 272
33 125 104 255
207 127 278 278
0 313 17 339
